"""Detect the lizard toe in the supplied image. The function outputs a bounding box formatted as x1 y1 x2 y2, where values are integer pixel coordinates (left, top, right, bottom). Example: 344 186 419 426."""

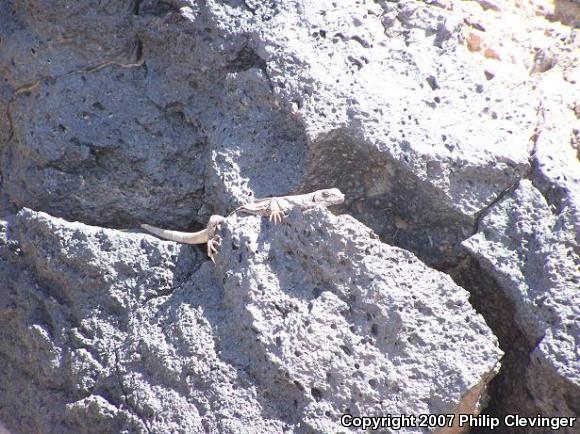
270 211 284 224
207 240 220 261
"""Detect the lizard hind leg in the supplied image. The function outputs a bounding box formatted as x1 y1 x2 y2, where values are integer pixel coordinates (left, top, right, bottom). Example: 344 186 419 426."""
207 234 222 263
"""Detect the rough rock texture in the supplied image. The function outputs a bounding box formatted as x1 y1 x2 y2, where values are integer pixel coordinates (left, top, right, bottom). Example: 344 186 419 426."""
463 180 579 424
0 0 579 432
455 0 580 428
460 54 580 429
0 0 539 262
0 209 501 433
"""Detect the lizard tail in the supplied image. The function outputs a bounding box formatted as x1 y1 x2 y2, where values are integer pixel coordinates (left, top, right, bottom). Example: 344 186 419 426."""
141 223 207 244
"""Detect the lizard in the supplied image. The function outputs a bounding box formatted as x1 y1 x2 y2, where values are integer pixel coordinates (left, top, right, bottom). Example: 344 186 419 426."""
141 214 224 262
141 188 345 261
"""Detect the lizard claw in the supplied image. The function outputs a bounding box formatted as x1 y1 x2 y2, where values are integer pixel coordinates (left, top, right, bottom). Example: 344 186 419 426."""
269 210 284 224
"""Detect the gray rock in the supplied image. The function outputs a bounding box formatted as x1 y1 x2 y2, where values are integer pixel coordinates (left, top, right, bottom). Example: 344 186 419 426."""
0 208 501 433
1 0 578 431
462 50 580 427
3 66 207 227
463 180 580 425
1 0 536 264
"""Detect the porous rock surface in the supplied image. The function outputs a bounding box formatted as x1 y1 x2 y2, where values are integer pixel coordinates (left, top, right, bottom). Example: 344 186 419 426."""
0 0 538 261
0 0 578 432
459 1 580 426
462 70 580 428
0 208 501 433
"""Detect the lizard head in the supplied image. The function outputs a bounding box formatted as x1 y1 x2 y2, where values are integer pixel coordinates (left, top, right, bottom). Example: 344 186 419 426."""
311 188 345 206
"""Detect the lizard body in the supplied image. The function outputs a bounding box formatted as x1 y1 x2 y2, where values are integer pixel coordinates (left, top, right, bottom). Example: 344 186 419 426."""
141 214 224 262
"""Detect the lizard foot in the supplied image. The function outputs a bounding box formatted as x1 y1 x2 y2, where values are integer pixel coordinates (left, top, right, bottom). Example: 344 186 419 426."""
268 197 285 224
207 234 222 263
268 210 285 224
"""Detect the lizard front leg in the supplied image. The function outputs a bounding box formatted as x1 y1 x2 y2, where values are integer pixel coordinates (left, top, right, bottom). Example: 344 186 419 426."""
233 198 285 223
268 197 286 223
